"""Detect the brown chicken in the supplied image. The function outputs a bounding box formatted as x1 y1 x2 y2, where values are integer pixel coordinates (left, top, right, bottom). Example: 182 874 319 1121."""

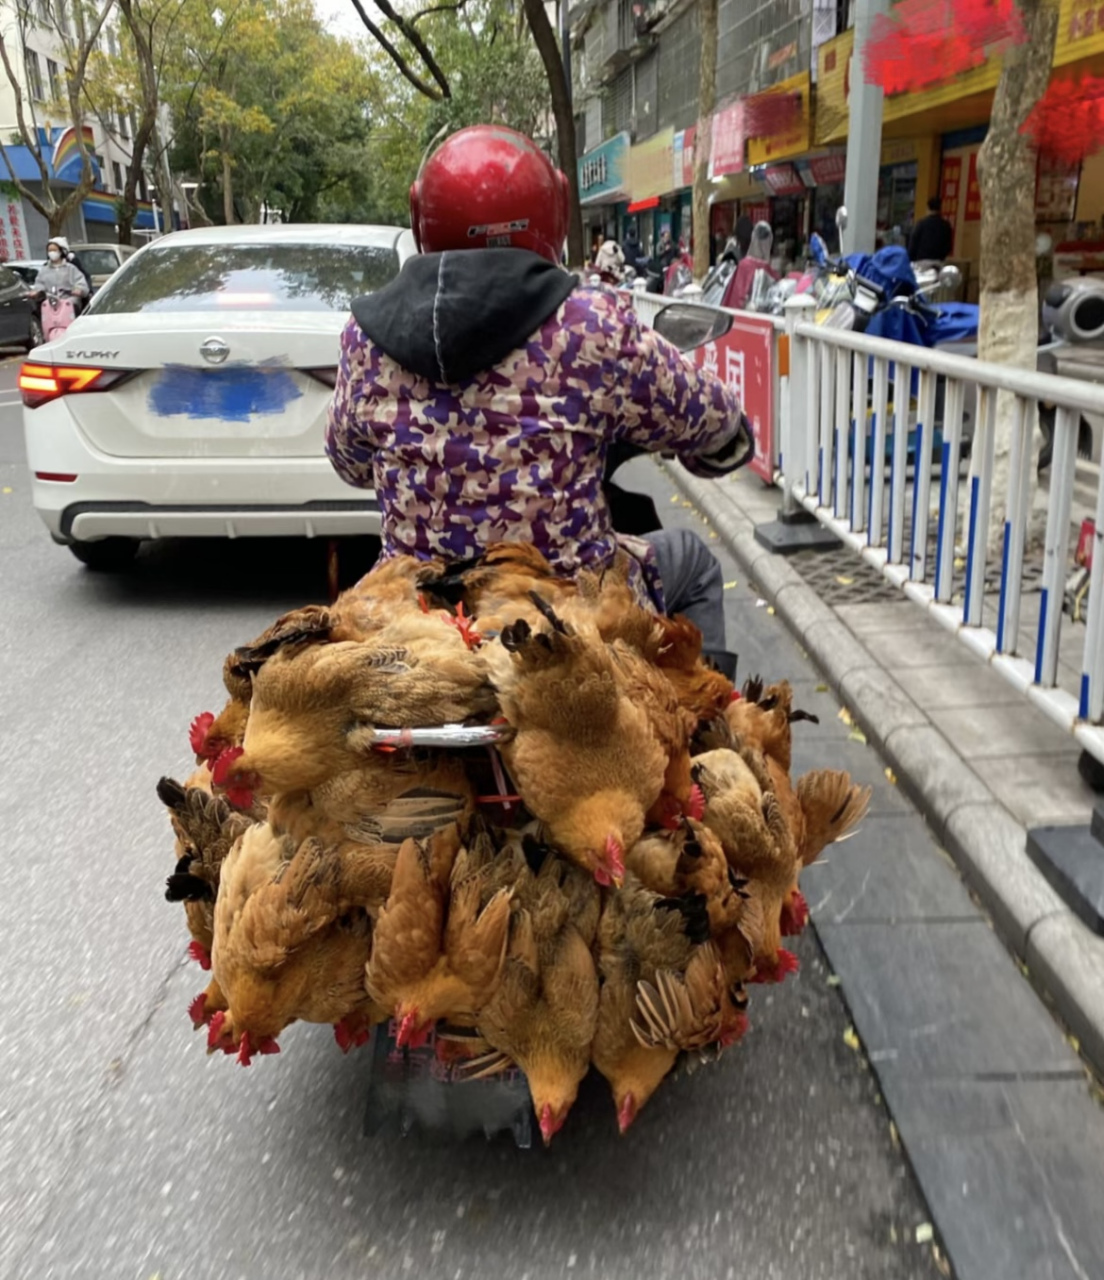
213 616 497 805
266 752 476 850
592 874 733 1132
717 681 871 935
565 569 734 724
157 774 254 1028
488 616 664 886
365 823 513 1047
474 851 600 1144
627 818 753 941
424 543 576 639
692 747 800 984
208 822 394 1063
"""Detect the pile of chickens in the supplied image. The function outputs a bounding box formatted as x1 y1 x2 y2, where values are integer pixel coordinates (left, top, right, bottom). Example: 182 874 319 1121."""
158 544 870 1143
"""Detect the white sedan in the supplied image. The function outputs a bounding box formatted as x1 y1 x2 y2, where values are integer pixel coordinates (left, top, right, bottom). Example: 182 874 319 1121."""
21 223 415 569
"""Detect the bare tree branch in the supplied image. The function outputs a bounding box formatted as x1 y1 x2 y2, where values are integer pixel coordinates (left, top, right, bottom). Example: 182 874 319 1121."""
410 0 468 24
348 0 447 100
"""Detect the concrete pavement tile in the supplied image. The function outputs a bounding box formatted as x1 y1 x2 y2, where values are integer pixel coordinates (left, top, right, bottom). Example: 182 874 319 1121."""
928 702 1083 759
815 921 1080 1078
804 813 979 925
881 725 993 832
861 626 979 669
838 664 928 750
802 618 872 686
891 662 1025 710
1025 912 1104 1080
878 1079 1104 1280
970 753 1096 828
944 802 1066 957
836 601 930 634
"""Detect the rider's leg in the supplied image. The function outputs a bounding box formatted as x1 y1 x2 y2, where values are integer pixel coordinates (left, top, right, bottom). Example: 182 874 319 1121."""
644 527 738 681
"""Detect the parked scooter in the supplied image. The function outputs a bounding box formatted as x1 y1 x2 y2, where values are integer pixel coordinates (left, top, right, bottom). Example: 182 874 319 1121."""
1037 276 1100 472
39 287 81 342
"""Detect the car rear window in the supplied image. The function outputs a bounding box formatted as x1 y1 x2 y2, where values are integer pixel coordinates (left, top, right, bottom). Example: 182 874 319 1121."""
90 242 400 314
79 249 121 276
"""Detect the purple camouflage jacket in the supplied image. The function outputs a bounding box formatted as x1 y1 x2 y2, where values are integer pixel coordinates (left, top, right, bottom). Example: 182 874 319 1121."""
325 250 747 602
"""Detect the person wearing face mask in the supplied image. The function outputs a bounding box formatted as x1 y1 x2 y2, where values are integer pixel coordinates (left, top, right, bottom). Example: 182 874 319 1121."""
32 237 91 306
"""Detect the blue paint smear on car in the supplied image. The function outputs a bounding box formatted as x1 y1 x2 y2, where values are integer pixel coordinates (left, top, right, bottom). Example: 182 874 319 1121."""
148 364 304 422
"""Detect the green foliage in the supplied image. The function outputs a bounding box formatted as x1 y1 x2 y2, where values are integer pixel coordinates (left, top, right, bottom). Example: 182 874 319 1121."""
359 0 552 225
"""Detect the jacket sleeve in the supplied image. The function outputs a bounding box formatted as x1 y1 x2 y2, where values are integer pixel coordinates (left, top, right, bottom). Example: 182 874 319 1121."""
324 318 375 489
603 304 753 476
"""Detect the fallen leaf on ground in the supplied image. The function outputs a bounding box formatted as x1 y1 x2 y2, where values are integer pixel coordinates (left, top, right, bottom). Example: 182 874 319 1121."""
1 487 11 494
826 974 841 987
767 606 776 615
723 580 738 590
888 1120 900 1151
843 1025 861 1051
932 1244 952 1277
838 707 854 726
816 683 828 692
953 556 965 570
1068 1034 1081 1054
669 495 679 503
884 767 897 785
708 532 719 540
836 575 854 586
848 727 867 744
915 1223 934 1245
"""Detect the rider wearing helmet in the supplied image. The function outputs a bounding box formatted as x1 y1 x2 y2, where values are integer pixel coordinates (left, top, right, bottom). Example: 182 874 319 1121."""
32 237 90 304
325 126 751 676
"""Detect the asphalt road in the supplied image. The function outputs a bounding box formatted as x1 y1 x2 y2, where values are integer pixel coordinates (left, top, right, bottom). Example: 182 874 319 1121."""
0 369 943 1280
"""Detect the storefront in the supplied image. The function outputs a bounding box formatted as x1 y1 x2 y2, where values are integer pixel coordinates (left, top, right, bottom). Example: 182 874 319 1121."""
577 131 631 258
627 128 675 257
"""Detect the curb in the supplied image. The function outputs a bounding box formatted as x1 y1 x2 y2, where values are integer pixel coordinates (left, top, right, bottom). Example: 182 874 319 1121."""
663 461 1104 1078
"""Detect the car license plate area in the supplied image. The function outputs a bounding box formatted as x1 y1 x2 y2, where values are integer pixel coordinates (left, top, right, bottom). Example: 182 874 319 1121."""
147 365 306 426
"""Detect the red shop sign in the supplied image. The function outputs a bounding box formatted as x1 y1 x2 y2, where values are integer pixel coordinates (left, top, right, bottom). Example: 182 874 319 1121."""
694 314 776 483
763 163 805 195
809 153 847 185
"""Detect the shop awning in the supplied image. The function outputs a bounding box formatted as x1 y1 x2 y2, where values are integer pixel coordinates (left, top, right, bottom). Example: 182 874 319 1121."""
627 196 660 213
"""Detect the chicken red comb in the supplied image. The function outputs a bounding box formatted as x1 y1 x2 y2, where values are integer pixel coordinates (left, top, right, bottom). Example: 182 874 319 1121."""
210 745 244 786
685 784 706 823
189 711 215 755
207 1009 226 1049
187 940 211 970
780 889 810 937
188 992 208 1028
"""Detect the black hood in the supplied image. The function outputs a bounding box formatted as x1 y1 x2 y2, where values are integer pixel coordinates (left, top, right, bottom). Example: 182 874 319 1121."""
351 249 577 384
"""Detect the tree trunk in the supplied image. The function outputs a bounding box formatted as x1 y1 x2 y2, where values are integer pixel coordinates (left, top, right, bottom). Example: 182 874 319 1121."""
522 0 583 268
221 134 236 226
117 205 136 245
693 0 718 280
972 0 1059 555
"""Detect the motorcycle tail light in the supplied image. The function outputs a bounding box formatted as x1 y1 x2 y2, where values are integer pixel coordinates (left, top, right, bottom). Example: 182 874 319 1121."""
19 363 132 409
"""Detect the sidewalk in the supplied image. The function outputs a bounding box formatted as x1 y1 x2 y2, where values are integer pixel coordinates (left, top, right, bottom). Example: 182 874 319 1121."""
622 456 1104 1280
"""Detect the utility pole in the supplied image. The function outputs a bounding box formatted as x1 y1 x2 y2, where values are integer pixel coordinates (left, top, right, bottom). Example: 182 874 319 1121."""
841 0 889 255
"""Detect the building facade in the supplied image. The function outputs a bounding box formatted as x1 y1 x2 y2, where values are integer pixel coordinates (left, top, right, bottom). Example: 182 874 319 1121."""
0 0 166 258
572 0 1104 295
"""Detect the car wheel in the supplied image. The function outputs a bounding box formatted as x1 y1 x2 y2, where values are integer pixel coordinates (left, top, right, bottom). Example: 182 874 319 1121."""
26 315 44 350
68 538 140 570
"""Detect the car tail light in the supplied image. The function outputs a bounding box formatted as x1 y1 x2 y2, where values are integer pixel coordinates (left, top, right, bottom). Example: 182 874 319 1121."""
34 472 77 482
304 367 338 388
19 363 132 409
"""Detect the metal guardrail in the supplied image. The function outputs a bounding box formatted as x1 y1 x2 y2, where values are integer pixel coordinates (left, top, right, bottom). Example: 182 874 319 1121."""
633 288 1104 764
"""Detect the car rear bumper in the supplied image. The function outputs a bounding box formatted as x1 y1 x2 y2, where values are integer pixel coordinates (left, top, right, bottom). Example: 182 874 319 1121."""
55 497 380 542
25 405 380 542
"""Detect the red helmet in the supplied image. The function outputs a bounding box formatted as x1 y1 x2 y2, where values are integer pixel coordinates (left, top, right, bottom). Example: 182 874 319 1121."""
410 125 569 263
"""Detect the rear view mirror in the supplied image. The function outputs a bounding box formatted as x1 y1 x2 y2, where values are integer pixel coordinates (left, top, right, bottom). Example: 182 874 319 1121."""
651 302 733 352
